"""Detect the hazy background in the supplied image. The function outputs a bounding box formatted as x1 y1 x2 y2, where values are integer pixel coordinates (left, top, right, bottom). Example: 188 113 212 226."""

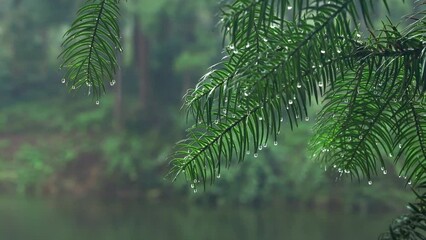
0 0 417 239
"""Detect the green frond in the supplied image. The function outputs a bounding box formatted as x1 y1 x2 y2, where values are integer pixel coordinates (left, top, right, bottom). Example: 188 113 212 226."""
311 16 426 184
379 182 426 240
170 0 426 188
59 0 122 101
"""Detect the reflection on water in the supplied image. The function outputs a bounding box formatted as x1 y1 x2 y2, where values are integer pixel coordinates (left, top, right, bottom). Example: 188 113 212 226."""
0 196 402 240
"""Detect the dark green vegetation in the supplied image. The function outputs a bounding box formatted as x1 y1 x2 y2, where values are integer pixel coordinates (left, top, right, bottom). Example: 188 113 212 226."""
1 0 425 239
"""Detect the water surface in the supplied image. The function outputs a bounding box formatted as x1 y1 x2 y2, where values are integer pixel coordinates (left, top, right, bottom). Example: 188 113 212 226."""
0 197 401 240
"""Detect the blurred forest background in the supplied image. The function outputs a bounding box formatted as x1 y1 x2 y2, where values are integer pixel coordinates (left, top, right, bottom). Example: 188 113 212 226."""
0 0 420 239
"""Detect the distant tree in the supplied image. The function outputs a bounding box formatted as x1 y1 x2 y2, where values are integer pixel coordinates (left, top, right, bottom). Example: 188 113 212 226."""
61 0 426 238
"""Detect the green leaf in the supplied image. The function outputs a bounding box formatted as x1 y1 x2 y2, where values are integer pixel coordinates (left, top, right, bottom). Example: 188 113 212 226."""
59 0 122 101
170 0 426 190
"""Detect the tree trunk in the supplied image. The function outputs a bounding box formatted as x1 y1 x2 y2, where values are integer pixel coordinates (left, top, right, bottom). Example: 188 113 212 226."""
133 15 150 111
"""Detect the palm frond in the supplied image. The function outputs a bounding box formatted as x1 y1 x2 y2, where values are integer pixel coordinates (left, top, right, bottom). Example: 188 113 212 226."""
172 0 378 185
59 0 122 101
170 0 426 190
311 16 426 184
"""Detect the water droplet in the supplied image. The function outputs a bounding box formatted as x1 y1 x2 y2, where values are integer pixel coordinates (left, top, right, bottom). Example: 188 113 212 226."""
194 179 198 184
110 80 116 86
344 169 350 174
305 117 309 121
245 43 250 49
408 180 412 185
321 50 326 54
228 44 235 50
337 49 342 53
61 78 66 84
217 174 221 179
258 146 263 151
190 183 195 189
72 85 76 90
254 153 258 158
214 120 219 124
383 170 387 175
263 143 267 148
288 100 293 105
287 6 293 10
356 33 361 38
259 117 263 121
333 165 337 168
368 180 372 185
246 150 250 155
194 189 198 193
398 143 402 149
274 141 278 146
318 82 324 87
297 83 302 88
389 153 393 158
95 100 100 105
280 117 284 122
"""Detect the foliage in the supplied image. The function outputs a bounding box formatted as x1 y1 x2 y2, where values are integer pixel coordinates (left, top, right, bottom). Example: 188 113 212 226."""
158 0 424 238
0 0 76 98
59 0 426 215
380 183 426 240
101 132 171 182
169 0 426 191
60 0 122 101
2 2 420 239
0 141 77 194
184 119 327 205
